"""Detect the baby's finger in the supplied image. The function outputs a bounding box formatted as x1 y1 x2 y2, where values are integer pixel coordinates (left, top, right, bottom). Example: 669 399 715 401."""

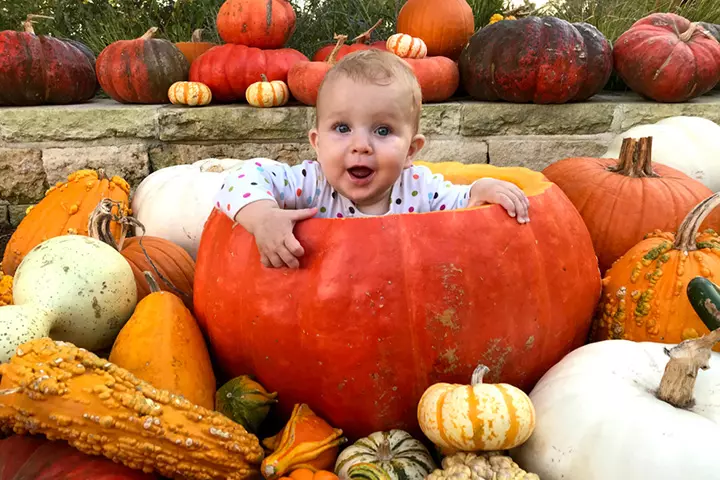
506 183 529 209
266 252 285 268
260 253 272 268
277 246 300 269
495 193 517 218
284 234 305 258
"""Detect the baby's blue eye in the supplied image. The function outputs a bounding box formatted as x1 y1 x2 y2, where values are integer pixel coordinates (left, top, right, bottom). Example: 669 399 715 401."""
376 126 391 136
335 124 350 133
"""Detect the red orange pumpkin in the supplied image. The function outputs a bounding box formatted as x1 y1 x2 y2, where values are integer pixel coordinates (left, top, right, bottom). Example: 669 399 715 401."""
405 56 459 102
175 28 215 64
288 35 347 106
217 0 296 49
312 20 386 62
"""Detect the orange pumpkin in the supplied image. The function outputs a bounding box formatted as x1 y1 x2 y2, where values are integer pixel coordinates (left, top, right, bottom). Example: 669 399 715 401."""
591 193 720 348
396 0 475 60
1 169 130 276
88 199 195 309
543 137 719 274
287 35 347 106
175 28 215 64
311 19 386 62
217 0 296 49
386 33 427 59
279 469 339 480
109 271 216 409
405 56 459 102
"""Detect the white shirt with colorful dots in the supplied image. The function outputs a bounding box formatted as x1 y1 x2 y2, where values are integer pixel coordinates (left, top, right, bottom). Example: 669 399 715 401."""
215 158 475 220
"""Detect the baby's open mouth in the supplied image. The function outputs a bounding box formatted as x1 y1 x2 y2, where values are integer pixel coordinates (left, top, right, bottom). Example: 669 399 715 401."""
347 166 375 180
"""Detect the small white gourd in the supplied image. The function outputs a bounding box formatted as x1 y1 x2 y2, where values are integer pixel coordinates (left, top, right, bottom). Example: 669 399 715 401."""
0 235 137 362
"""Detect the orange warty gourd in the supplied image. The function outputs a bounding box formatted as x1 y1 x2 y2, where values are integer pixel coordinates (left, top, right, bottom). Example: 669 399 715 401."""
592 193 720 348
175 28 215 64
1 169 130 276
0 270 12 306
217 0 296 49
194 161 602 439
396 0 475 60
288 35 347 106
109 272 216 409
0 337 264 480
261 403 346 479
89 199 195 309
279 469 339 480
543 137 719 274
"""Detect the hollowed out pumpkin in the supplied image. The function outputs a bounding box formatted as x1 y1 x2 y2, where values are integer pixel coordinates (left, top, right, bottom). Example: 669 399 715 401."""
193 162 601 440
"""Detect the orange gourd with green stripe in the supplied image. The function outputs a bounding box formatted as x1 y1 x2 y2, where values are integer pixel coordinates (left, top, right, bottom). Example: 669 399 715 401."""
417 364 535 452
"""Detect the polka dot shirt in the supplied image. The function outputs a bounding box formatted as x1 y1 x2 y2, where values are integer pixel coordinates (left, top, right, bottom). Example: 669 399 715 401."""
215 158 475 220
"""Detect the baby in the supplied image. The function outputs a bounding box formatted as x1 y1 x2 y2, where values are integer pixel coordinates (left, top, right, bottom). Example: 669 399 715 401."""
215 49 530 269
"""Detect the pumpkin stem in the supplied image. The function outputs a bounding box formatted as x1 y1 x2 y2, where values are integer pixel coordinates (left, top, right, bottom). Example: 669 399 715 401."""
679 22 698 42
141 27 159 40
672 193 720 252
352 19 383 44
191 28 204 42
261 74 269 82
143 271 162 293
327 34 348 66
608 137 658 178
375 434 394 461
470 364 490 385
656 325 720 409
22 14 54 34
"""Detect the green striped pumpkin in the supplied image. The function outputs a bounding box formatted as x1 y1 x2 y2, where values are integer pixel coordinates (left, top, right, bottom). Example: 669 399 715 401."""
334 430 436 480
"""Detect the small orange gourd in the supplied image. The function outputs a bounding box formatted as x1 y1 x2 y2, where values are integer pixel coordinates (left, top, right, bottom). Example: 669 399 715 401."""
246 74 290 107
386 33 427 59
279 468 339 480
261 403 346 479
108 271 215 409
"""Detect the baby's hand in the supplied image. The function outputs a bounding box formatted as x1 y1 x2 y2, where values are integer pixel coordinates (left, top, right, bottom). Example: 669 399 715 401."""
467 178 530 224
235 200 318 268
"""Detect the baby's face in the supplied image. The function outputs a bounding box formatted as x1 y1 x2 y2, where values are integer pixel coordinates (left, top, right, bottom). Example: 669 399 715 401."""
309 76 424 215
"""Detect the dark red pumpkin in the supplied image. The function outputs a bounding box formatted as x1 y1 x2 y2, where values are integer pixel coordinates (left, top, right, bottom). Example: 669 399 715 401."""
190 44 307 103
0 15 96 106
405 56 459 102
217 0 296 49
614 14 720 102
312 19 387 62
458 17 612 104
96 27 189 104
0 435 158 479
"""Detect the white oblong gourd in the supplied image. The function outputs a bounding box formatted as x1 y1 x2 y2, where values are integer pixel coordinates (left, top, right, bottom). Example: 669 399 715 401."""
0 235 137 362
417 364 535 452
130 158 244 259
386 33 427 59
335 429 436 480
603 116 720 192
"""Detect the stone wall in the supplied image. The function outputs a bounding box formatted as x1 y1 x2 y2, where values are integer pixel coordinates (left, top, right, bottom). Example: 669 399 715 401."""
2 91 719 227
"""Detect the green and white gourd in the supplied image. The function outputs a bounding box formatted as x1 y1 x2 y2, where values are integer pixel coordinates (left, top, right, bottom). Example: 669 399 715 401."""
0 235 137 363
335 430 436 480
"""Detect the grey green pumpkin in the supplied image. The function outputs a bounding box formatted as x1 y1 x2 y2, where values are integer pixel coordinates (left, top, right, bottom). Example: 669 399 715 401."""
215 375 278 433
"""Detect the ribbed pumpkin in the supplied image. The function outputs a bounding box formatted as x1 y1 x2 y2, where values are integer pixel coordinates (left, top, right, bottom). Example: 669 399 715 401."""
88 199 195 309
168 80 212 106
217 0 296 48
0 271 12 306
543 137 720 274
417 364 535 452
288 35 347 106
385 33 427 59
1 169 130 276
591 193 720 348
190 44 307 102
614 13 720 102
194 162 601 439
334 430 436 480
396 0 475 60
405 57 459 102
175 28 215 64
459 17 612 103
280 469 338 480
109 271 216 409
0 435 158 479
216 375 278 434
312 20 386 62
246 74 290 107
96 27 189 104
0 15 96 106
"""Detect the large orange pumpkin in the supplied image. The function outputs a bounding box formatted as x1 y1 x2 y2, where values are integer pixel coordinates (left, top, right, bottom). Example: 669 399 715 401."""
217 0 296 49
193 162 601 439
543 137 719 274
405 56 459 102
175 28 215 64
1 169 130 276
396 0 475 60
592 193 720 348
288 35 346 106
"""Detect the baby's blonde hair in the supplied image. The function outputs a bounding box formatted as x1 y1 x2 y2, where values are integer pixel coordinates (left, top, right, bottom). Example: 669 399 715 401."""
316 49 423 132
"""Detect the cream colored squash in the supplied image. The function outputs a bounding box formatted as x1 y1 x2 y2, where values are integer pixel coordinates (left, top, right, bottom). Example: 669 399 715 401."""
335 430 435 480
417 364 535 452
130 158 244 259
512 331 720 480
603 116 720 192
0 235 137 363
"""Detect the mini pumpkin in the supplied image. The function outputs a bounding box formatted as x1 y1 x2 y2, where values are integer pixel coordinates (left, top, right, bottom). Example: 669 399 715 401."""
168 80 212 106
279 469 338 480
386 33 427 59
216 375 279 434
418 363 535 452
246 74 290 107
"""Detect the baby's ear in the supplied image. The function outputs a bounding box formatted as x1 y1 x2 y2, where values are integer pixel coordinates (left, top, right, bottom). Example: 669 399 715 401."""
308 128 320 154
405 133 426 166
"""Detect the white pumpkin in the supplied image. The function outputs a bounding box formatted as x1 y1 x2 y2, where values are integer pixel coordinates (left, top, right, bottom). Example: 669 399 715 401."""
512 336 720 480
335 430 436 480
603 116 720 192
0 235 137 363
130 158 244 259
